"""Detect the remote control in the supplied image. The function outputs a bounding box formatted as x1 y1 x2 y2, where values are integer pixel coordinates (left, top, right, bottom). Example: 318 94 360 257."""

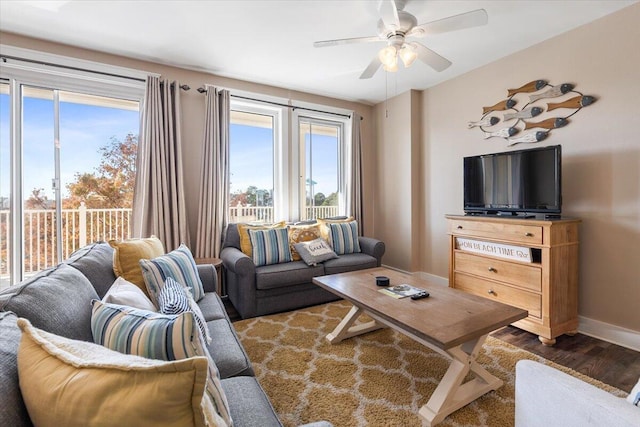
410 291 430 300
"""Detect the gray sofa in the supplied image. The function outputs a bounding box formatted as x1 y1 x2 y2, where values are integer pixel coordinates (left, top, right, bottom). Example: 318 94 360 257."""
0 242 331 427
221 223 386 319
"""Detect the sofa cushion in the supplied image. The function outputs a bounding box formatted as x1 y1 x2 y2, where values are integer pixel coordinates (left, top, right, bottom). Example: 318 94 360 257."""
109 236 165 297
294 238 338 266
317 216 354 241
255 261 325 290
197 292 228 321
140 244 206 303
158 277 211 345
237 221 287 257
91 300 232 426
327 221 361 255
206 318 254 378
248 227 293 266
0 312 32 427
17 318 225 427
102 277 157 311
0 264 98 342
64 241 117 298
288 223 322 261
221 376 283 427
322 253 377 275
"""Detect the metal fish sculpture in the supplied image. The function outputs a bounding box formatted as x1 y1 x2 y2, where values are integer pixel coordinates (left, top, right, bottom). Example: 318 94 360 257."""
467 116 500 129
483 126 519 139
482 99 517 115
503 106 543 121
529 83 574 102
507 131 548 146
546 95 596 111
523 117 568 130
507 80 547 97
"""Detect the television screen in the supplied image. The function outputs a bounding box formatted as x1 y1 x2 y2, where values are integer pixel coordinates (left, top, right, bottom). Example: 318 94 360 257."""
464 145 561 215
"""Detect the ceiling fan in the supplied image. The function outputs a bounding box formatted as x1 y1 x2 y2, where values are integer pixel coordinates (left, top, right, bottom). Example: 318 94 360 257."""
313 0 488 79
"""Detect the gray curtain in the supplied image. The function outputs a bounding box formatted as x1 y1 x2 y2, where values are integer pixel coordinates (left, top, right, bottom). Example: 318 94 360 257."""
132 76 190 250
347 112 364 235
195 87 230 258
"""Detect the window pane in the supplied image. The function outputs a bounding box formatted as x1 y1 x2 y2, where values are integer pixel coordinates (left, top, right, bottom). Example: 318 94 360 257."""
300 120 340 220
0 82 9 289
229 110 274 223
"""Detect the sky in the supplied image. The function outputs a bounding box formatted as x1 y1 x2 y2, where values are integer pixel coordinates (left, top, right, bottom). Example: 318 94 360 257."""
0 91 139 204
1 90 339 208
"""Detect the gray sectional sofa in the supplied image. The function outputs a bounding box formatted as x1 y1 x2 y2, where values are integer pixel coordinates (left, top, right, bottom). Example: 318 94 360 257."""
0 242 331 427
221 223 386 319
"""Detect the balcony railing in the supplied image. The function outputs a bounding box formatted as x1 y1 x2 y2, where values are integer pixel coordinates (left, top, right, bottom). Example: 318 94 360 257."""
1 204 338 288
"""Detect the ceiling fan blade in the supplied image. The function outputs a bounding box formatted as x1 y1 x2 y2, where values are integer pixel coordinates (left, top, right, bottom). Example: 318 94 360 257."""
359 57 382 79
378 0 400 31
412 42 452 72
314 36 382 48
407 9 488 37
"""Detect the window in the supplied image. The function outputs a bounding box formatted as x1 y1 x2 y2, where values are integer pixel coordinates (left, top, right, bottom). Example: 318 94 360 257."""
298 118 342 220
1 47 145 287
228 96 349 224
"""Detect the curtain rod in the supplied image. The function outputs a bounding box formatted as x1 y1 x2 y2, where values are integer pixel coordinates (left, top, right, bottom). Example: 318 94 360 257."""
197 87 358 120
1 54 147 82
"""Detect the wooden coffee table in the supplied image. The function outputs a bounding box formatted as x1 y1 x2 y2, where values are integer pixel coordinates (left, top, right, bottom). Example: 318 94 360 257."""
312 267 527 426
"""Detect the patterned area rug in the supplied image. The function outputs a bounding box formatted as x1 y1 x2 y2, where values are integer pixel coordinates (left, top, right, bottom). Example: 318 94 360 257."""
234 300 625 427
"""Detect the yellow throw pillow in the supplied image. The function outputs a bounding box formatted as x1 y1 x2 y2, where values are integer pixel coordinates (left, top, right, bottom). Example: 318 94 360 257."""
317 216 354 241
16 318 226 427
237 221 286 257
109 236 165 296
288 224 322 261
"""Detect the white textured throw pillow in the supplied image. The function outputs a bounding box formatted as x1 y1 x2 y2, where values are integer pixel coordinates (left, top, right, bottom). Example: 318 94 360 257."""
627 377 640 407
102 277 158 311
294 238 338 266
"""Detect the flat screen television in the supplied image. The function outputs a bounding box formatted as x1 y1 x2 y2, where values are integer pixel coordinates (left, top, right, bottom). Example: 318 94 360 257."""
463 145 562 216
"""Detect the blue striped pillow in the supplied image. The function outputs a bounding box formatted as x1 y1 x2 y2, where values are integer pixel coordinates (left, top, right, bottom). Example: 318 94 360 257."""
90 300 232 426
248 227 292 266
328 221 361 255
158 277 212 344
140 244 205 305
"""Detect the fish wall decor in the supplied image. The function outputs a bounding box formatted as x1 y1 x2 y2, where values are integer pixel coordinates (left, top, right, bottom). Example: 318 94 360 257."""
469 80 596 145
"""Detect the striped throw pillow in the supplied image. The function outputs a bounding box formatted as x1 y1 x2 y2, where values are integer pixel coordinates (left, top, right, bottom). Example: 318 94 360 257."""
328 221 361 255
91 300 232 426
158 277 212 344
140 244 205 305
248 227 293 266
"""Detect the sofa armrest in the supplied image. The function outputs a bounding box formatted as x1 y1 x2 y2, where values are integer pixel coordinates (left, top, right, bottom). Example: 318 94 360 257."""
196 264 218 294
358 236 385 266
515 360 638 427
220 247 255 277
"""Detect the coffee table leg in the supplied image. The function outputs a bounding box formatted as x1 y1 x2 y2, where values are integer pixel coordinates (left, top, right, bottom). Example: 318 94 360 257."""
418 334 503 426
326 305 385 344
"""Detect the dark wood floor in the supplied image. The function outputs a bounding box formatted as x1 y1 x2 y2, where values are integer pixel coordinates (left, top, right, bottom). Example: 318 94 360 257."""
222 297 639 393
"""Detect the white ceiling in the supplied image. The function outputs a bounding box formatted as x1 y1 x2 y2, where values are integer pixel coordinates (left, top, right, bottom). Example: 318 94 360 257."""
0 0 636 105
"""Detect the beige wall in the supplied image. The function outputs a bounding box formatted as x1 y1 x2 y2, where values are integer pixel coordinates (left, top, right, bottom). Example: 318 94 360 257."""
375 4 640 333
0 31 377 243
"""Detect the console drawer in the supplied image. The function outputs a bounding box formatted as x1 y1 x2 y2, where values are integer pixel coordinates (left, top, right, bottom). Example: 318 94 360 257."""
449 219 543 245
454 251 541 292
453 273 541 318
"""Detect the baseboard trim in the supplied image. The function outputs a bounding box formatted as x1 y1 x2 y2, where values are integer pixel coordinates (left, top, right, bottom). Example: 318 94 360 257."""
578 316 640 352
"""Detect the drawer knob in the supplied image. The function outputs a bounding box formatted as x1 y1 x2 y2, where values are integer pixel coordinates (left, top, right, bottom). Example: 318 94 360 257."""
457 225 463 229
488 267 497 273
525 232 534 237
488 289 496 295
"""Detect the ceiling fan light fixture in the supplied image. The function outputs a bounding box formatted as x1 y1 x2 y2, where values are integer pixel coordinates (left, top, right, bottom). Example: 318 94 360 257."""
399 44 417 67
383 61 398 72
378 45 397 68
